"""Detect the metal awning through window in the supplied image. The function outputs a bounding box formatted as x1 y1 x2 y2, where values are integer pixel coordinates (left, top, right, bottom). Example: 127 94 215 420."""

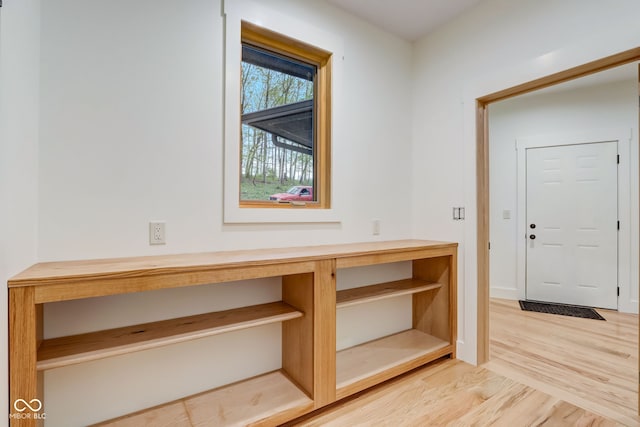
241 43 315 156
242 44 315 81
241 100 313 156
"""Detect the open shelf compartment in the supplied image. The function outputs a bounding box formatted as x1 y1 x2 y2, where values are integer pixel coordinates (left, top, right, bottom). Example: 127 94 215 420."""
95 370 314 427
38 301 303 370
336 278 441 308
335 329 451 399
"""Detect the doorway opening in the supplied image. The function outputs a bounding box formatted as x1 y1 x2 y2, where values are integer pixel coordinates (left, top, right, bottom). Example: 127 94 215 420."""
476 47 640 414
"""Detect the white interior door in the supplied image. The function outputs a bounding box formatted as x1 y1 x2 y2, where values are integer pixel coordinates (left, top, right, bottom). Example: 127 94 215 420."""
526 141 618 309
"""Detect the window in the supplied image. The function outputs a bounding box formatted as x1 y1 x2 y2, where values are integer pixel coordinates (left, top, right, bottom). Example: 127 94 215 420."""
239 21 332 209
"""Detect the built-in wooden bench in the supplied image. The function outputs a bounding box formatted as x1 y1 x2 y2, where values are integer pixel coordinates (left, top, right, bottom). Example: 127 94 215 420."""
8 239 457 426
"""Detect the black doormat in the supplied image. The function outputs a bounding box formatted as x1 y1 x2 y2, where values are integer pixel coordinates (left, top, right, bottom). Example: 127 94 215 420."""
518 300 605 321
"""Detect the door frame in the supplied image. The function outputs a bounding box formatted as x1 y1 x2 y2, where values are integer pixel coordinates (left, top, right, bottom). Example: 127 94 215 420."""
475 47 640 369
515 133 632 309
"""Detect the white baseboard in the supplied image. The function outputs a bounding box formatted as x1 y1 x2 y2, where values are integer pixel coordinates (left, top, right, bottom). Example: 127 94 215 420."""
455 339 475 365
618 299 639 314
489 287 518 300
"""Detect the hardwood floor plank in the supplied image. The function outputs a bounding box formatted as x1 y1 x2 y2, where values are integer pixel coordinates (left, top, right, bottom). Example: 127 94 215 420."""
486 360 637 427
488 298 639 426
291 298 636 426
290 359 617 426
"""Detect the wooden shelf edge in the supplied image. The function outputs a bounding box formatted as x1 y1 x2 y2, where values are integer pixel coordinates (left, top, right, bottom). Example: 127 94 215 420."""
335 246 456 269
37 302 303 371
94 370 314 427
9 240 457 288
335 329 452 398
336 279 442 309
336 346 453 401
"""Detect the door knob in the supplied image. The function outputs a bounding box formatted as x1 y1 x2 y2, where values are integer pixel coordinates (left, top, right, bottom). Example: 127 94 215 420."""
530 224 536 229
529 234 536 240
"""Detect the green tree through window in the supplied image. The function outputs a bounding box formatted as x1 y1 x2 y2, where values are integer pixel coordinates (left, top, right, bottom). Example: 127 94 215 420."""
239 22 332 209
240 44 316 202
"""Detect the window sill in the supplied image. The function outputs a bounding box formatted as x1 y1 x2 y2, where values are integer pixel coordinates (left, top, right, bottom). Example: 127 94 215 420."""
223 204 340 224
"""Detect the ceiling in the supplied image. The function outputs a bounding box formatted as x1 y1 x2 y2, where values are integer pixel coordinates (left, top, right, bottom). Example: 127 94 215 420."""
324 0 637 91
325 0 483 41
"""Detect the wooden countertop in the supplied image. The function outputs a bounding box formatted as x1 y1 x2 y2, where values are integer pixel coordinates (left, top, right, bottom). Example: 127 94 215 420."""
9 239 456 288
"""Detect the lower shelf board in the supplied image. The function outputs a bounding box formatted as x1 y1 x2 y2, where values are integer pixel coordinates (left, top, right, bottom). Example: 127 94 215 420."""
37 301 302 371
336 329 451 399
93 401 192 427
94 370 313 427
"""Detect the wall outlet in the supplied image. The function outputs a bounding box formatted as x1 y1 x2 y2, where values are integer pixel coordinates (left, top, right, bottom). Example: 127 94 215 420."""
149 221 166 245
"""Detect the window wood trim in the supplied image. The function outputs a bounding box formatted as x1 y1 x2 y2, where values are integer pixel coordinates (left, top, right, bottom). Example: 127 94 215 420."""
240 21 332 209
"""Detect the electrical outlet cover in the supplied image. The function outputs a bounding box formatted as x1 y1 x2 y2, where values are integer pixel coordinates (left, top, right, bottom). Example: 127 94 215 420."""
149 222 166 245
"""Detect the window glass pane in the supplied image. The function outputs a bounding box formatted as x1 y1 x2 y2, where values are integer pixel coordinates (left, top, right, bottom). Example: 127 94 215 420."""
240 43 316 202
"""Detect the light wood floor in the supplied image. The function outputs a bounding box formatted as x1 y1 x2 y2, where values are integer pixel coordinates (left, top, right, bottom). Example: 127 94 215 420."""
289 358 617 426
291 299 638 426
487 298 639 426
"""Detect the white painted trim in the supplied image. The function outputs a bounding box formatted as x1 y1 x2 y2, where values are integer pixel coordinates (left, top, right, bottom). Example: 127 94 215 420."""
490 286 518 300
617 128 637 314
222 0 343 223
456 339 467 361
515 129 636 313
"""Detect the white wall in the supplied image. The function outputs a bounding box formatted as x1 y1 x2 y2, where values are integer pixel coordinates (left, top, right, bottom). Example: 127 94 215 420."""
38 0 413 261
36 0 413 425
489 77 638 312
0 0 41 421
411 0 640 363
12 0 640 423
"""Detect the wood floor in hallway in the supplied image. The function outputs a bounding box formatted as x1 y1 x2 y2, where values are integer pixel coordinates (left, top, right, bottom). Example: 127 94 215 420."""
487 298 639 426
288 358 617 426
290 298 638 426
